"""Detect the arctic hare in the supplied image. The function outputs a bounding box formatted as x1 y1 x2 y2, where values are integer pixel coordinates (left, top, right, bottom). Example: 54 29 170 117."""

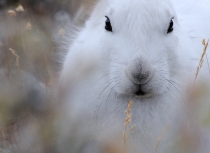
58 0 210 152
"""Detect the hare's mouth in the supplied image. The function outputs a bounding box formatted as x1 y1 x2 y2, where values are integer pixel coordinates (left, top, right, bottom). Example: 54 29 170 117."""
133 84 154 98
134 86 146 96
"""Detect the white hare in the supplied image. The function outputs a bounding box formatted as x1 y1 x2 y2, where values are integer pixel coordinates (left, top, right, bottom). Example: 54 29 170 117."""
58 0 210 152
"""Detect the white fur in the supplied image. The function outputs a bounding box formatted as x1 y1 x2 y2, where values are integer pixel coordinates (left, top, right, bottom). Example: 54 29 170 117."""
58 0 210 152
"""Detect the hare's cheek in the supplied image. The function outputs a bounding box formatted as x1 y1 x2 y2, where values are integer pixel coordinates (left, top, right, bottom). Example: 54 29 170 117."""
111 73 139 95
143 75 170 96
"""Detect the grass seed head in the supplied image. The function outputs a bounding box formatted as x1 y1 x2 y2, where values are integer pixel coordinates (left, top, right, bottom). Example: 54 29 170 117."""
16 4 24 12
25 22 32 30
7 10 16 17
9 48 20 69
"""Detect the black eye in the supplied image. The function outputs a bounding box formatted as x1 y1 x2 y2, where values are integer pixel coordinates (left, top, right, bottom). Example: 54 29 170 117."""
167 18 174 33
105 16 112 32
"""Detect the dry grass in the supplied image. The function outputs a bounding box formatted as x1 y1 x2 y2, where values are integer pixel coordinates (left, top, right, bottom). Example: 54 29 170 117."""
194 39 209 85
0 1 210 153
122 100 137 152
122 100 133 145
9 48 20 70
154 126 169 153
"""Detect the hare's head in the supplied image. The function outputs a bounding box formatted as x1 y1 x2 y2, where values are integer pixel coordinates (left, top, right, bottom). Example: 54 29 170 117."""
87 0 188 98
63 0 192 98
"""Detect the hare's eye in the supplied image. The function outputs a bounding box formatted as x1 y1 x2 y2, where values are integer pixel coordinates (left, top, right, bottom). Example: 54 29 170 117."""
167 18 174 33
105 16 112 32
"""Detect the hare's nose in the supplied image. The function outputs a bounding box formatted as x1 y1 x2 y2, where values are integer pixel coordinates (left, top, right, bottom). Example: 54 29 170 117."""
125 57 153 85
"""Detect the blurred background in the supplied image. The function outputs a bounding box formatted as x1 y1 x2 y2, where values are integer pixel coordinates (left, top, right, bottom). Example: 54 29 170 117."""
0 0 97 152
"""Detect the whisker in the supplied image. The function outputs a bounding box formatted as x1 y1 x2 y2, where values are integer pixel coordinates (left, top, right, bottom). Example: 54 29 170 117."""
113 59 127 65
166 79 181 96
98 80 115 99
105 86 115 108
93 71 121 85
154 56 177 65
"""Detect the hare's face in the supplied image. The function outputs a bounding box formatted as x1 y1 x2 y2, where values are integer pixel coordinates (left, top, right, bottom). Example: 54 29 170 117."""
100 0 182 97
